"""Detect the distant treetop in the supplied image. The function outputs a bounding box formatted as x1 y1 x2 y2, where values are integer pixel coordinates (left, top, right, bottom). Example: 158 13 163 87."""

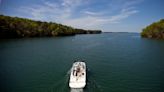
141 19 164 39
0 15 101 38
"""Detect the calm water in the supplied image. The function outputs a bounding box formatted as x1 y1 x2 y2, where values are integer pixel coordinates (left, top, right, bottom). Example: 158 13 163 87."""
0 33 164 92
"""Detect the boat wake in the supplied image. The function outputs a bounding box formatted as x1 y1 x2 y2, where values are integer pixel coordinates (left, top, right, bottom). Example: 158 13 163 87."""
70 88 83 92
48 69 71 92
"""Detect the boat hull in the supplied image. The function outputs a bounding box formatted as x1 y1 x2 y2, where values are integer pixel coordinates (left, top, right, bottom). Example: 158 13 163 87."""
69 61 86 88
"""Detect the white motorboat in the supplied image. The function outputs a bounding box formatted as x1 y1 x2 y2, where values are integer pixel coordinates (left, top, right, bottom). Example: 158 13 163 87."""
69 61 86 88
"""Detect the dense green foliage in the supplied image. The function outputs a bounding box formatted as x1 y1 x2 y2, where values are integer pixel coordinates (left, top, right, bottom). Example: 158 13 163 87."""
0 15 101 38
141 19 164 39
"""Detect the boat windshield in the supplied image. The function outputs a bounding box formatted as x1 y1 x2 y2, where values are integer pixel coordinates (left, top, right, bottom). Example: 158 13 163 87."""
72 63 84 77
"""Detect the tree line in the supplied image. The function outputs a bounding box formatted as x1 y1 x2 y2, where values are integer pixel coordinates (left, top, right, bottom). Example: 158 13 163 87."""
141 19 164 39
0 15 101 38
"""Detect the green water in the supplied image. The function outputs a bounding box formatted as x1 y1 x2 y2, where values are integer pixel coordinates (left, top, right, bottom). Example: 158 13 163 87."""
0 33 164 92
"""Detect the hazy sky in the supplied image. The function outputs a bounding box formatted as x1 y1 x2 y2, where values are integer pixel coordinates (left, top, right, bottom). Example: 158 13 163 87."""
0 0 164 32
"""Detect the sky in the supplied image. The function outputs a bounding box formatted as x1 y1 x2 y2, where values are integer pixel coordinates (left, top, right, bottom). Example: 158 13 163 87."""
0 0 164 32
